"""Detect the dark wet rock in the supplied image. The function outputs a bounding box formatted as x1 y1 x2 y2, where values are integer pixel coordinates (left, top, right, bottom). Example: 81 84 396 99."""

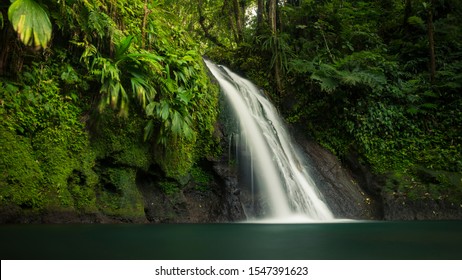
210 160 246 221
383 193 462 220
137 160 246 223
298 139 462 220
296 138 382 220
0 203 145 224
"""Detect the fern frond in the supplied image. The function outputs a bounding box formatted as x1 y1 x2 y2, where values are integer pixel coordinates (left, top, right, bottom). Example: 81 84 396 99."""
311 73 339 93
288 59 315 74
338 69 386 90
115 36 134 60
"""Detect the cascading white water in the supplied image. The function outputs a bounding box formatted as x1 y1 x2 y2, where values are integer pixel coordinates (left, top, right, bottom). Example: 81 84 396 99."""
205 59 334 221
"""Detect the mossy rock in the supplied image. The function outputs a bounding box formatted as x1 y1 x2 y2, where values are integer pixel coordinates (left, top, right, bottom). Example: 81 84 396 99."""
0 128 44 208
97 167 145 219
91 110 151 171
385 166 462 203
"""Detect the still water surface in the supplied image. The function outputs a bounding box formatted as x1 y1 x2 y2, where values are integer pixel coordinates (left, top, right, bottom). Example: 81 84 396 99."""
1 221 461 259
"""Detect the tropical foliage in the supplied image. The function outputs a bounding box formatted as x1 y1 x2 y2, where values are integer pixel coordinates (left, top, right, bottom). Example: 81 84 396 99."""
0 0 219 216
1 0 461 218
201 0 462 203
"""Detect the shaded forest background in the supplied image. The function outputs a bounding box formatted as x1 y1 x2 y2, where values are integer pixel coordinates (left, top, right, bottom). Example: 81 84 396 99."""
0 0 461 220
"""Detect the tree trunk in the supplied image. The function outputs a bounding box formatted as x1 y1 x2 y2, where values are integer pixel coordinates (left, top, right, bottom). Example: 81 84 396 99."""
256 0 265 34
232 0 243 42
403 0 412 28
274 50 283 100
141 0 151 49
268 0 277 35
427 2 436 83
198 0 226 48
0 19 21 77
267 0 283 101
0 25 10 76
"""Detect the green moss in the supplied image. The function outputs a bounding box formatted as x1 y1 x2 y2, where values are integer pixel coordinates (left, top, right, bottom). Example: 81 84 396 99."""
156 136 195 179
158 181 181 196
0 128 44 208
88 111 149 218
190 164 212 192
385 167 462 203
97 167 144 218
32 127 79 209
0 121 101 213
0 60 101 213
92 110 151 171
68 171 98 212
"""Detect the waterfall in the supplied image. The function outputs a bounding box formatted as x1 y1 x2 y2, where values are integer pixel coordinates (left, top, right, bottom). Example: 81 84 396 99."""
205 59 334 221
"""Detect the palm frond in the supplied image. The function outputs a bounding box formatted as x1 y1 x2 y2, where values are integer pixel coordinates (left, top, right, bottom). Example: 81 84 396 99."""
8 0 52 49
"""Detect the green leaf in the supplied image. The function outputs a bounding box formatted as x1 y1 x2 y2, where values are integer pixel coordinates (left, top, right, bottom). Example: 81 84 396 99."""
160 101 169 120
8 0 52 49
115 36 134 60
177 88 192 104
144 120 154 141
145 102 156 117
422 91 438 98
130 74 155 109
311 73 338 92
171 111 182 134
421 103 438 109
182 55 194 62
408 16 425 28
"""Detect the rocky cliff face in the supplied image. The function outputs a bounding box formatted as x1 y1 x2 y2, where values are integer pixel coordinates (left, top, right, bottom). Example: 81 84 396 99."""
382 194 462 220
2 120 460 223
286 128 462 221
0 160 246 224
137 161 245 223
297 139 382 220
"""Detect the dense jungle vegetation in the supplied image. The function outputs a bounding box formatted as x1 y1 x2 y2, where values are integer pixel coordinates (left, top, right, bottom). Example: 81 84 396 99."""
0 0 461 219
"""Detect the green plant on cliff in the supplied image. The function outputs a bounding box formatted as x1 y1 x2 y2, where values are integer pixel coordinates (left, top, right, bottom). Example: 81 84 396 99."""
190 164 213 192
0 0 221 219
0 61 97 212
199 0 461 204
0 128 44 209
91 35 161 117
97 167 144 218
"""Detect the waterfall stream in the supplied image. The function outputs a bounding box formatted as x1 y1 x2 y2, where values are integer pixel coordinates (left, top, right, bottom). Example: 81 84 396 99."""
205 59 334 221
